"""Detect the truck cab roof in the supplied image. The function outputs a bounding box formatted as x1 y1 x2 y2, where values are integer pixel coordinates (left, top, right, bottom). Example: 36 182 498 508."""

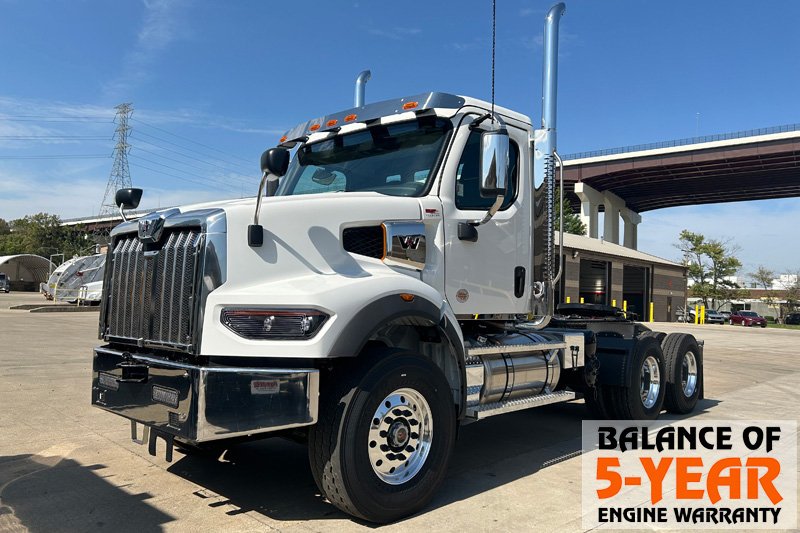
280 91 532 147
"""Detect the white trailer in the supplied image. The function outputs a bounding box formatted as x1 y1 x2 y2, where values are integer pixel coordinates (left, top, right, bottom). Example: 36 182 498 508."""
92 3 704 523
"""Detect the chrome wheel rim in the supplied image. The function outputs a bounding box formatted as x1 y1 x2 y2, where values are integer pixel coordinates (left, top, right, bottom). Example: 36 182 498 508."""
681 350 698 397
639 355 661 409
368 388 433 485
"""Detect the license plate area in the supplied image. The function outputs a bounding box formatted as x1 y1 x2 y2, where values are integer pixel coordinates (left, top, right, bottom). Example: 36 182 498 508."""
92 348 198 441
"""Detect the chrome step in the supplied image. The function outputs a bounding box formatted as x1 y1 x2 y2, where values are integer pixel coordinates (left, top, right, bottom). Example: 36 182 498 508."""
466 342 566 357
465 390 576 420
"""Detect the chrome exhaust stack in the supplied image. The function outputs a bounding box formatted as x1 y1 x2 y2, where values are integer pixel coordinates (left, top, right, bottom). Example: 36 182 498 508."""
354 70 371 107
529 2 566 328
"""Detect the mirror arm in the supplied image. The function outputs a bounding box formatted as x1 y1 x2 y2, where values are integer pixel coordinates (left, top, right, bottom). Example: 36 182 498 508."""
252 170 270 226
118 204 128 223
469 194 505 227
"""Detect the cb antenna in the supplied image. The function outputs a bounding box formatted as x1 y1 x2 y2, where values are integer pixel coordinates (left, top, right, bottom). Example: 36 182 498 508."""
491 0 496 123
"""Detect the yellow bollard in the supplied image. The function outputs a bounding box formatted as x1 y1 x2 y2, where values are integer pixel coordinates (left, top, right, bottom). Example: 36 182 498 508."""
566 296 571 303
694 304 699 324
623 300 627 312
701 305 706 325
649 301 654 323
580 297 584 304
612 299 616 308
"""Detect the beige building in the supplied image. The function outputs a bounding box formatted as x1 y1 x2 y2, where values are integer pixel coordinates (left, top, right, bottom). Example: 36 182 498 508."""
555 233 687 322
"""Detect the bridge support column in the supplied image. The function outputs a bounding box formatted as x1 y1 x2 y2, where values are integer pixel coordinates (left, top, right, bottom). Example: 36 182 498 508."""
574 182 602 239
621 207 641 250
602 191 625 244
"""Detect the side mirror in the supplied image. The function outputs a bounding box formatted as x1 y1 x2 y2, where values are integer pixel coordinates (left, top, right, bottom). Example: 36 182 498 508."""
260 147 290 177
479 129 509 197
115 188 143 210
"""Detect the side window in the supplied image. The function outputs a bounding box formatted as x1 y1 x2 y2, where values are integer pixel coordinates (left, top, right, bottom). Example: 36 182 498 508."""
455 130 519 210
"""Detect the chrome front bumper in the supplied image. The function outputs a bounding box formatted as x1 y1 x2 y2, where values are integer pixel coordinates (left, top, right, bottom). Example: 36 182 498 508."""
92 346 319 443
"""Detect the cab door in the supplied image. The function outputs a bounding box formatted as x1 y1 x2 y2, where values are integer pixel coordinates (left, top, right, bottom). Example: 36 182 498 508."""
440 114 531 316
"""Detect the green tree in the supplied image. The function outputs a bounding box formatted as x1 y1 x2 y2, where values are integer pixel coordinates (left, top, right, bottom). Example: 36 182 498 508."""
750 266 779 318
0 213 88 259
677 230 745 309
556 196 587 236
783 273 800 312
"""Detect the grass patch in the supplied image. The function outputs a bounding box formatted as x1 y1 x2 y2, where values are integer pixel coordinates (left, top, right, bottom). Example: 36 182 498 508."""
767 323 800 330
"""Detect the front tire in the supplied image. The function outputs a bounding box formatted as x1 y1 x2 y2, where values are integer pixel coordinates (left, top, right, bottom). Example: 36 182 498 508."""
309 353 456 523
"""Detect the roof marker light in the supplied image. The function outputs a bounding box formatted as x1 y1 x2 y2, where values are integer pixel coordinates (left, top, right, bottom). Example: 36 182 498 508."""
344 114 358 122
326 119 338 127
402 101 419 110
279 135 287 143
309 124 321 132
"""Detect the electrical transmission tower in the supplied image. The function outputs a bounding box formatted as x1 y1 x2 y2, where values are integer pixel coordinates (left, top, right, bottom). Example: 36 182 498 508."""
99 103 134 217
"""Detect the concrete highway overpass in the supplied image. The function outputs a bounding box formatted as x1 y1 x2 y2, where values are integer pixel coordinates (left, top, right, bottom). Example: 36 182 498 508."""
562 124 800 248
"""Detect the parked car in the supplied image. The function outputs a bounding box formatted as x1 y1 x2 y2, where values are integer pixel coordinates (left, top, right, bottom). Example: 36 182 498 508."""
0 273 9 293
677 307 725 324
785 312 800 325
719 310 731 320
729 310 767 327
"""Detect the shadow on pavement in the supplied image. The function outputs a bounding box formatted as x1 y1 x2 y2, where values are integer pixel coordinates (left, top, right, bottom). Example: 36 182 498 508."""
167 400 590 523
167 396 721 525
0 454 173 532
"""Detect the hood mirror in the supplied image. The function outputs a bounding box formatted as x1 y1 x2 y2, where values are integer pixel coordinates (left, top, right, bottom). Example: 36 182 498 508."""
115 188 143 222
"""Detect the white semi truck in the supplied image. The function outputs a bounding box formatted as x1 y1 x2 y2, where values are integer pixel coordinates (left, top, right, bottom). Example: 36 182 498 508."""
92 3 704 523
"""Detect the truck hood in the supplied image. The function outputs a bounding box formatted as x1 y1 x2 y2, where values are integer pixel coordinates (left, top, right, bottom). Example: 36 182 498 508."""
218 192 424 290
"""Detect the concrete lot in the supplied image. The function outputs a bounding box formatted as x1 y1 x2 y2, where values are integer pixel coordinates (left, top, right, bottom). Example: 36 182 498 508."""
1 291 798 532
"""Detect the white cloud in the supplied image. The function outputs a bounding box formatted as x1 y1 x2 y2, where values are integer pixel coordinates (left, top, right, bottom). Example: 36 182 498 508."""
368 27 422 40
0 167 233 221
104 0 190 96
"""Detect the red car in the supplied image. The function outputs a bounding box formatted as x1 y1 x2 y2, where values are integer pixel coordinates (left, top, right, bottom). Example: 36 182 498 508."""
729 310 767 327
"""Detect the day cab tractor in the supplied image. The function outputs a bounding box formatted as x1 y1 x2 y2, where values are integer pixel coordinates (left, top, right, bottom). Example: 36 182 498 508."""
92 3 704 523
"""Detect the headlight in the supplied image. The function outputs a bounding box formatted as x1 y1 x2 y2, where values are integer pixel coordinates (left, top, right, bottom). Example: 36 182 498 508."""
221 308 328 340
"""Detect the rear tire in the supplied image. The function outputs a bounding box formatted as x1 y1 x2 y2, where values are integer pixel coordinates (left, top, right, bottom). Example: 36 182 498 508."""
308 353 456 523
608 336 666 420
662 333 702 414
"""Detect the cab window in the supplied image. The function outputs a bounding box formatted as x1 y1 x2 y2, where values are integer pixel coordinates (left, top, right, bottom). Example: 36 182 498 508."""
455 130 519 210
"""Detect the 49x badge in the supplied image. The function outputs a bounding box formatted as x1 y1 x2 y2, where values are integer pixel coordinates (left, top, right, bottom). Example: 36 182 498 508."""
581 420 797 530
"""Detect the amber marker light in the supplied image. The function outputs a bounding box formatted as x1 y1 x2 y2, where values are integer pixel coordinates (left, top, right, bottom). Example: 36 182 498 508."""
309 124 321 132
400 293 415 302
344 114 358 122
279 135 287 143
326 119 338 127
402 101 419 110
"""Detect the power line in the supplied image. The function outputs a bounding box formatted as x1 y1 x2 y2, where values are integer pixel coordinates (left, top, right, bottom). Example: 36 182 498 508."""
0 135 109 140
132 117 254 165
128 153 241 192
129 161 240 193
132 145 255 184
132 134 256 176
132 129 254 172
0 154 110 159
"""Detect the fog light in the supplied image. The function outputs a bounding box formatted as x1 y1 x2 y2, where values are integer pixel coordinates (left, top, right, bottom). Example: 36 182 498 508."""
221 308 328 340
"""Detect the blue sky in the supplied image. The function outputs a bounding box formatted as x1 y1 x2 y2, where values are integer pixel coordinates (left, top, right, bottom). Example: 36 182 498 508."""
0 0 798 274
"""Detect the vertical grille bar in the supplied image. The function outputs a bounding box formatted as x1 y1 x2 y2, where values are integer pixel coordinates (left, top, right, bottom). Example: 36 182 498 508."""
105 228 202 352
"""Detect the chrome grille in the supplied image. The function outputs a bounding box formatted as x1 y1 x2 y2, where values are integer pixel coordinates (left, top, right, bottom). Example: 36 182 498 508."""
106 229 202 351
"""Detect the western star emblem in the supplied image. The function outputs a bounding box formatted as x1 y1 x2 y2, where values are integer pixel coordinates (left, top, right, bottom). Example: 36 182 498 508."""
138 213 167 243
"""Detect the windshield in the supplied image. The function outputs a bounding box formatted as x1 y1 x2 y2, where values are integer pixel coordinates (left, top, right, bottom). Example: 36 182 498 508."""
740 311 758 317
276 116 452 198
